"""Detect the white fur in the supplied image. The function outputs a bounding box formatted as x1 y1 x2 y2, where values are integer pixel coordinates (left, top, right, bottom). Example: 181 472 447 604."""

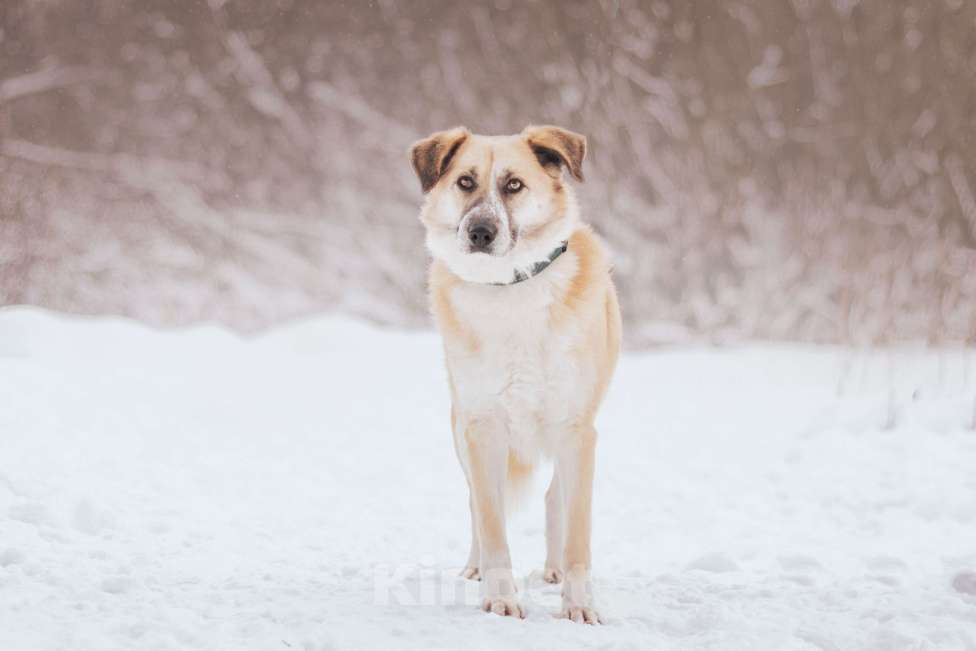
444 235 595 466
419 134 609 621
444 229 604 618
425 162 580 285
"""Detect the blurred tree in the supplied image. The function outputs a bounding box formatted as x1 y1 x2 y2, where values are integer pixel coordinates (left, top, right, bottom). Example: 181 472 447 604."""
1 0 974 344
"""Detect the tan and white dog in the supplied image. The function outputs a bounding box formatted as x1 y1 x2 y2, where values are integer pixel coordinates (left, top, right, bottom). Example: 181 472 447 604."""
410 125 621 624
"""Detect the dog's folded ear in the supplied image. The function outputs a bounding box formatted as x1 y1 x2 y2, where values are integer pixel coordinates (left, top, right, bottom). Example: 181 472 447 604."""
410 127 470 193
522 125 587 182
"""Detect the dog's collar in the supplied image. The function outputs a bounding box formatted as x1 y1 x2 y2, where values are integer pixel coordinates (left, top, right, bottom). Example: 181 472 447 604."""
491 241 569 286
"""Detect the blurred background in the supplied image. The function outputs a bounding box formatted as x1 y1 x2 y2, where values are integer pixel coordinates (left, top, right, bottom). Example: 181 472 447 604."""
1 0 974 347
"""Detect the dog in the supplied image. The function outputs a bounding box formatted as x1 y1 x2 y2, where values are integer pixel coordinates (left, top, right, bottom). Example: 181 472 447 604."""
409 125 621 624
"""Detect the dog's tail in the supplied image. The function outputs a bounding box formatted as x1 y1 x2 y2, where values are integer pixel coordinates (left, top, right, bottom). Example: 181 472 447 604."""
505 449 536 511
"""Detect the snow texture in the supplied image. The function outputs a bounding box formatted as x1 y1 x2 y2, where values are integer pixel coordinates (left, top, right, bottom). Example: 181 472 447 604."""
1 307 974 650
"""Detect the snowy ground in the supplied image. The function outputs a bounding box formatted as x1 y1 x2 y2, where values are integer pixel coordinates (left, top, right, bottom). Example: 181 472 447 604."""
1 306 974 650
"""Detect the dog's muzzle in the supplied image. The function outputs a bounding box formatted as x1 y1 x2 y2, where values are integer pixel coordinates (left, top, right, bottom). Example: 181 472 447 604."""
466 219 497 253
461 200 505 254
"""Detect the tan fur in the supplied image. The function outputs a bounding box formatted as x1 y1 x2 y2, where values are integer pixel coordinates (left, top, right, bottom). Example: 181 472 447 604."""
522 125 587 182
429 260 478 354
412 125 620 624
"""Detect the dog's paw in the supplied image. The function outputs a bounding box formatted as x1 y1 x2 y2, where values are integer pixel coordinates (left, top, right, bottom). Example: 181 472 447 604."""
460 566 480 581
560 604 602 625
543 567 563 584
482 596 526 619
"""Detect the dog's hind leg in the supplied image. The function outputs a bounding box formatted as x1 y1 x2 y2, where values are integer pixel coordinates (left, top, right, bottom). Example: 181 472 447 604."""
460 492 480 580
453 405 481 581
543 470 564 584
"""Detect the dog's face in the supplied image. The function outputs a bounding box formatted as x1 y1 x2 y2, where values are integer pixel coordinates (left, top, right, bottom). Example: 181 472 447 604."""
411 125 586 284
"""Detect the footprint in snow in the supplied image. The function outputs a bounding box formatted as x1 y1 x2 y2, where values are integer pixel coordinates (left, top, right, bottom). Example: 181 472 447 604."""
685 552 740 573
952 571 976 595
0 548 24 567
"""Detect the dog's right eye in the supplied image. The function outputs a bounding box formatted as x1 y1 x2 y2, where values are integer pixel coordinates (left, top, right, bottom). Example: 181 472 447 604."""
457 176 476 191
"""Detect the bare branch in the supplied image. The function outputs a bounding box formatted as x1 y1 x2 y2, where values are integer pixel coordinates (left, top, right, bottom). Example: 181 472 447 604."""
220 31 310 150
307 81 418 145
946 153 976 241
0 66 112 104
0 139 225 187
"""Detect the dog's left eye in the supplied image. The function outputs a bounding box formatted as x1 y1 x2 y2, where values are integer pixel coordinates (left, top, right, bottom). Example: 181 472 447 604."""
505 178 523 193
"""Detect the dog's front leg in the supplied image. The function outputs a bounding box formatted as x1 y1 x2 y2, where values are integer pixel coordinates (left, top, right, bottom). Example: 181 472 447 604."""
556 424 602 624
463 419 524 618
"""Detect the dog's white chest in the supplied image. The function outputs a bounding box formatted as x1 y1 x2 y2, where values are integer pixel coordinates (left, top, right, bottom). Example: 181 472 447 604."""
445 275 582 457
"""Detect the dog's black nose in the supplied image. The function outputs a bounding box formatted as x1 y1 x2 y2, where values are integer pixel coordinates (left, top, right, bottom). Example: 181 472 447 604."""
467 222 497 251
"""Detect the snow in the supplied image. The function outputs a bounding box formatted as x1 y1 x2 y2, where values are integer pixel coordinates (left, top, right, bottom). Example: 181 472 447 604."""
1 306 974 650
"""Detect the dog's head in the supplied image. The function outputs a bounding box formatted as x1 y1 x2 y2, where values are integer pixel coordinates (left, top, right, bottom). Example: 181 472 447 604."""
410 125 586 284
